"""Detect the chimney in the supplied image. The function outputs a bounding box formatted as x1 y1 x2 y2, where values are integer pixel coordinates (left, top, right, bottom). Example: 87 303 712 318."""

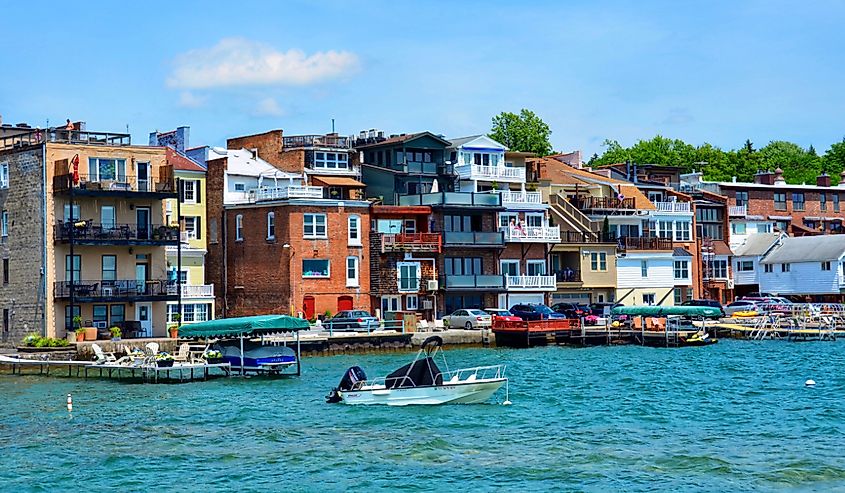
774 167 785 186
754 169 775 185
817 172 831 187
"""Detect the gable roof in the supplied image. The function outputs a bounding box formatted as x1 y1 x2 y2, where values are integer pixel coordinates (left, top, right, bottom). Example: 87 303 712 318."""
533 157 656 210
166 147 205 172
447 134 507 151
761 235 845 264
355 131 450 149
733 232 783 257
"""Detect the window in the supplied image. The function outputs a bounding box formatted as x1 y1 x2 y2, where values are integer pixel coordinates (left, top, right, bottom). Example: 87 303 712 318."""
781 263 790 272
499 212 518 229
348 215 361 246
792 192 805 211
821 193 827 212
381 295 401 313
643 293 656 305
235 214 243 241
696 208 721 222
775 220 789 232
527 260 546 276
822 261 832 271
304 214 327 238
835 194 841 212
93 305 108 326
2 258 7 285
314 152 349 170
100 205 115 229
658 221 673 239
618 224 640 238
735 191 748 207
590 252 607 271
65 255 81 281
731 223 747 235
184 217 197 239
89 158 126 182
234 182 246 192
376 219 403 234
0 162 8 189
101 255 116 281
302 259 330 278
764 264 773 273
759 223 773 233
698 223 723 240
398 262 420 292
346 257 359 287
500 260 519 276
640 260 648 277
64 305 81 331
711 259 728 278
526 214 544 228
774 193 787 211
110 305 125 326
403 219 416 234
674 221 691 241
445 257 482 275
267 212 275 240
405 294 419 311
1 210 7 237
63 203 80 222
183 180 196 203
674 287 683 304
738 260 754 272
674 260 689 280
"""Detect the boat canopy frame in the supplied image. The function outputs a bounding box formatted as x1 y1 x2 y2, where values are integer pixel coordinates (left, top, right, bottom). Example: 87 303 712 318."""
611 305 721 318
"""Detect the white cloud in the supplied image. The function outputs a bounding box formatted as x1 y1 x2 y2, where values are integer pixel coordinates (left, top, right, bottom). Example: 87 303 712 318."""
251 97 286 117
177 91 207 108
167 38 359 89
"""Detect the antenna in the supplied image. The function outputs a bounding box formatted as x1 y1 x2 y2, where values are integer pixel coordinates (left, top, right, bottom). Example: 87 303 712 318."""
331 118 335 133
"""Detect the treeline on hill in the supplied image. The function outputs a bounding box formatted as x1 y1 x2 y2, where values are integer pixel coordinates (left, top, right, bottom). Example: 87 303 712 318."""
586 136 845 185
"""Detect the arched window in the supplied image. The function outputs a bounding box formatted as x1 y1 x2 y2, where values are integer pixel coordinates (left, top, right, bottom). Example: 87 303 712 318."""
267 212 275 240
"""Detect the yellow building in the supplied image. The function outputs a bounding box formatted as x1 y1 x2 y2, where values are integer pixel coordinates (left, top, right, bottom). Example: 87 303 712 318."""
164 148 215 325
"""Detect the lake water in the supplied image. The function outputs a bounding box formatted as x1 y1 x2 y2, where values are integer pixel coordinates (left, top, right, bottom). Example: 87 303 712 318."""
2 340 844 492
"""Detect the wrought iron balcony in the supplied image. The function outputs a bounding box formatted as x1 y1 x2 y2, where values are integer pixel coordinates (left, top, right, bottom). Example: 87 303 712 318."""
54 221 179 245
555 269 582 283
53 173 176 197
54 279 176 301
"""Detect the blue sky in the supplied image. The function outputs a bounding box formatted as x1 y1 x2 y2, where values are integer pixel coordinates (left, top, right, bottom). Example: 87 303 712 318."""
2 0 844 157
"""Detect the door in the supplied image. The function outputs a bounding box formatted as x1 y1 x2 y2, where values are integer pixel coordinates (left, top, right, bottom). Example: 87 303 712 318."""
303 296 315 320
136 207 151 240
337 296 353 312
136 303 152 337
137 163 149 192
135 263 148 295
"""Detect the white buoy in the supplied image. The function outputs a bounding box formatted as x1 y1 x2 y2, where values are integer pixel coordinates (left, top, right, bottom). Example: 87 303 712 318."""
805 379 816 387
66 393 73 412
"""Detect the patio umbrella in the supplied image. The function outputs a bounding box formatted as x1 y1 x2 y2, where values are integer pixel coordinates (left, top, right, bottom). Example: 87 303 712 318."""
430 178 439 193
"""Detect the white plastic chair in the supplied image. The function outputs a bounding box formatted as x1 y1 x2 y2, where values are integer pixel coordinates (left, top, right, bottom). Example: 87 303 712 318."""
91 343 117 364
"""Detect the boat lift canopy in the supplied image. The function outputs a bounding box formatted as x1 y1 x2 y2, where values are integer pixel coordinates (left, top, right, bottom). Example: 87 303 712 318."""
178 315 309 375
612 305 721 318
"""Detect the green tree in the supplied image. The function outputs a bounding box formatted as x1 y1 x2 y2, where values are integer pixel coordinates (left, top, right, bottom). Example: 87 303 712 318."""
823 138 845 182
489 109 553 156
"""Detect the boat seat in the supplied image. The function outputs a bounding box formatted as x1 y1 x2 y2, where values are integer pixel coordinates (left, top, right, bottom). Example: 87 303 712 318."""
465 373 477 382
448 375 459 384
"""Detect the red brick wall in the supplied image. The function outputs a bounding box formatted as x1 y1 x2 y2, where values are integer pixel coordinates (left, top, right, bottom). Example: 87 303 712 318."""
723 185 844 232
205 156 227 317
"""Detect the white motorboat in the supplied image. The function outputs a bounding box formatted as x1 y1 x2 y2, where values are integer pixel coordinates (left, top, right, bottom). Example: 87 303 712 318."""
326 336 509 406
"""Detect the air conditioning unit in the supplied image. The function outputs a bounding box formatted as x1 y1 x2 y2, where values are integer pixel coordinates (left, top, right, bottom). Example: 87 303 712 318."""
427 280 439 291
94 321 107 329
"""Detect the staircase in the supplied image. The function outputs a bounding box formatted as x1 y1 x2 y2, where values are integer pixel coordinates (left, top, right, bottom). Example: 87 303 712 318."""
549 193 596 234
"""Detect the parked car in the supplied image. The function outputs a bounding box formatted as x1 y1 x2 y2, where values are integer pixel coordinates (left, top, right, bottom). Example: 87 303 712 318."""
325 310 379 331
509 304 567 321
551 302 589 318
443 309 492 329
680 299 726 317
744 292 775 298
742 296 793 313
484 308 522 323
588 302 623 317
725 300 760 316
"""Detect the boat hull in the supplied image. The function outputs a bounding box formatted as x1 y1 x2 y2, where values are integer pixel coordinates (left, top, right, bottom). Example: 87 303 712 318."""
339 378 507 406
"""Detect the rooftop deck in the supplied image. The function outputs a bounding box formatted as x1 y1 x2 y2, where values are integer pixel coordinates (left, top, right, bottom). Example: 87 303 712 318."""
1 128 131 151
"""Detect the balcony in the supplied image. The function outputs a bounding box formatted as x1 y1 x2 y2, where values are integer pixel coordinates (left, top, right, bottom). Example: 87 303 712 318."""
618 236 674 251
283 134 351 149
399 192 502 208
167 284 215 299
455 165 525 183
555 269 582 283
1 129 131 151
440 275 505 290
653 201 692 213
575 196 636 212
502 226 561 243
729 205 748 217
505 275 556 291
53 173 176 198
54 222 179 245
381 233 441 253
251 186 324 201
498 190 545 208
442 231 505 248
54 279 176 302
559 231 617 244
307 162 360 176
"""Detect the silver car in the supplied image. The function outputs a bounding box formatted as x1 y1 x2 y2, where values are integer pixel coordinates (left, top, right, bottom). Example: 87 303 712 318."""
724 300 760 316
443 309 492 330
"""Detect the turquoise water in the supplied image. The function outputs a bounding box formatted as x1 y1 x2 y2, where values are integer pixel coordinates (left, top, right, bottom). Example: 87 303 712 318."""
2 340 845 492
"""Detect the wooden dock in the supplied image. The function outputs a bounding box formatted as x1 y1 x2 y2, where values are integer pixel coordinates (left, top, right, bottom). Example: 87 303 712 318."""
0 355 231 383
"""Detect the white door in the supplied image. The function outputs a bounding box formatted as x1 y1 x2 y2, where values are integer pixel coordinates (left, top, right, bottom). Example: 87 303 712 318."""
136 303 152 337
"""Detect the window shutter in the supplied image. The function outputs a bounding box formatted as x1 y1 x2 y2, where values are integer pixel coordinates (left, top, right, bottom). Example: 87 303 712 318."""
196 180 202 203
178 180 184 203
196 216 202 239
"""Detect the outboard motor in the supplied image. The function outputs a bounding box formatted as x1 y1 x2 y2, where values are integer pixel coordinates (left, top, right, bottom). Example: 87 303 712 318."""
326 366 367 403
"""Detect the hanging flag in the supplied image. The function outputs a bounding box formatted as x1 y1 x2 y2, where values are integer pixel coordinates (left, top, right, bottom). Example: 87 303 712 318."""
71 154 80 185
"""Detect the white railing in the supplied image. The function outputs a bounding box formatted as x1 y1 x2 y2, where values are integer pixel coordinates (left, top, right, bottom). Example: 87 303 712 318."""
502 226 561 242
168 284 215 298
729 205 747 216
499 190 543 206
307 163 360 176
251 186 324 201
505 275 557 291
653 201 691 213
456 165 526 182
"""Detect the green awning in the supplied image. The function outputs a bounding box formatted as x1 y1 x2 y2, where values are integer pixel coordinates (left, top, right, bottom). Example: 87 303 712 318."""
178 315 310 338
612 305 721 317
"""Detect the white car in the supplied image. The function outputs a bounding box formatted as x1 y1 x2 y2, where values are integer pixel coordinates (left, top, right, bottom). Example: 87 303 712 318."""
443 309 492 330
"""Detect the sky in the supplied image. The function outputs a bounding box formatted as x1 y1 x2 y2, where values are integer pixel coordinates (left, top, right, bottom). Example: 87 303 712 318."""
2 0 845 157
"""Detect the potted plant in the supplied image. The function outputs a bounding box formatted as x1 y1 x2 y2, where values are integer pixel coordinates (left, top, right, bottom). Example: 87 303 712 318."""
109 326 122 341
75 327 86 342
205 349 225 364
83 326 98 341
155 352 174 368
168 322 179 339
